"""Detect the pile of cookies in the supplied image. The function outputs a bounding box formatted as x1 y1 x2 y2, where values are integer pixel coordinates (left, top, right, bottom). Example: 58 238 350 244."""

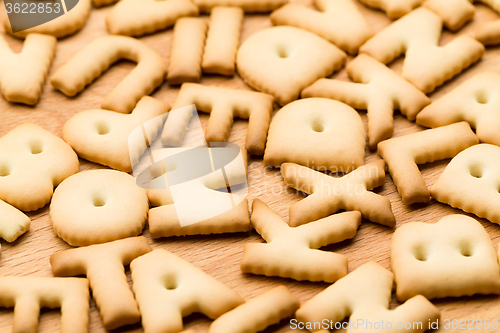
1 0 500 332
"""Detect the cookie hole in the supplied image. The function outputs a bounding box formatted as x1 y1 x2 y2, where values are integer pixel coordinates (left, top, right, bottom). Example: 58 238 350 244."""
469 164 483 178
164 276 177 290
92 196 106 207
413 245 427 261
460 242 474 257
30 141 43 154
96 123 110 135
0 165 10 177
311 120 324 133
276 46 289 58
476 91 489 104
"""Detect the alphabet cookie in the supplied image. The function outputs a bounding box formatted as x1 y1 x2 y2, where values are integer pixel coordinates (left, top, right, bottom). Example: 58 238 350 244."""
416 71 500 147
0 33 56 105
302 54 431 149
106 0 199 36
63 96 170 172
359 7 484 93
477 20 500 45
270 0 373 54
51 35 166 114
431 144 500 225
209 286 300 333
0 123 79 211
296 262 440 333
237 26 346 106
51 237 152 330
161 83 274 155
241 199 361 282
357 0 422 19
0 199 30 245
50 170 149 246
167 18 208 85
281 160 395 227
131 249 244 333
202 6 244 76
0 276 89 333
264 98 365 171
3 0 91 39
193 0 286 12
423 0 475 31
378 122 478 205
391 215 500 300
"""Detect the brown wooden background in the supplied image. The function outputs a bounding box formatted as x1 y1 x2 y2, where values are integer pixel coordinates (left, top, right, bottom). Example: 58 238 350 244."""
0 0 500 332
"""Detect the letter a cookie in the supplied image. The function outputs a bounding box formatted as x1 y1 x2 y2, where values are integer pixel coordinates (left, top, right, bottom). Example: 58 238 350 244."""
296 262 440 333
302 54 431 149
360 7 484 93
281 160 395 227
241 199 361 282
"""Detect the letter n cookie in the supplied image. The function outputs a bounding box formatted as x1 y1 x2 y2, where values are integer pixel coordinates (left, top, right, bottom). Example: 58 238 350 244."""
391 215 500 300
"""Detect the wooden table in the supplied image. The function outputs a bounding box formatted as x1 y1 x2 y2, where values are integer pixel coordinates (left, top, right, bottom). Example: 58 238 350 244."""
0 0 499 332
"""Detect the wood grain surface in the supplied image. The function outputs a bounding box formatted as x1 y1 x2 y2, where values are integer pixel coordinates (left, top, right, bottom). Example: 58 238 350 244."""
1 1 500 332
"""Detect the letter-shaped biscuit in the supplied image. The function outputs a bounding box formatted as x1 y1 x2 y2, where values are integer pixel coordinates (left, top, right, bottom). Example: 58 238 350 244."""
0 33 56 105
0 276 89 333
296 262 441 333
3 0 91 39
51 35 167 114
209 286 300 333
264 98 365 171
167 18 208 85
130 249 244 333
391 215 500 300
302 55 431 149
360 7 484 93
50 237 152 330
63 96 170 172
281 160 395 227
416 71 500 147
477 20 500 45
423 0 475 31
0 123 79 211
378 122 478 205
431 144 500 225
357 0 422 19
161 83 274 155
147 146 250 237
106 0 199 37
241 199 361 282
270 0 373 54
237 26 346 106
193 0 286 12
50 170 149 246
0 200 30 247
202 6 244 76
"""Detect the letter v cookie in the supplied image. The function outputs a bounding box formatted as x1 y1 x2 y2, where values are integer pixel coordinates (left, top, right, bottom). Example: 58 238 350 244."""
241 199 361 282
50 237 152 330
51 35 166 114
63 96 170 172
378 122 478 205
360 7 484 93
209 286 300 333
281 160 395 227
130 249 244 333
0 123 79 211
416 71 500 147
270 0 373 54
0 33 56 105
0 276 90 333
161 83 274 155
0 200 30 247
302 54 431 149
107 0 199 37
296 262 440 333
431 144 500 225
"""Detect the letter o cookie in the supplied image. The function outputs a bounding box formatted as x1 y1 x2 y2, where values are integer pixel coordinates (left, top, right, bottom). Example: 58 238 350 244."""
50 170 149 246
